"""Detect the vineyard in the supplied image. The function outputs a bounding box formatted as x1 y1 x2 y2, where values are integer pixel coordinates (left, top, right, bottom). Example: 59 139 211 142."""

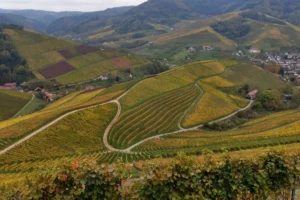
0 90 32 121
134 110 300 155
4 29 148 85
0 104 117 163
0 59 297 191
109 85 201 149
0 80 136 151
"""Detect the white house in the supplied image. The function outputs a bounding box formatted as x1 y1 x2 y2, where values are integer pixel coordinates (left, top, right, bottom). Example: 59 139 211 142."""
249 48 260 54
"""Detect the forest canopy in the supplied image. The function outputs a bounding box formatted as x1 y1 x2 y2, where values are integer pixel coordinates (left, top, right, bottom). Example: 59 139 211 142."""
211 18 251 40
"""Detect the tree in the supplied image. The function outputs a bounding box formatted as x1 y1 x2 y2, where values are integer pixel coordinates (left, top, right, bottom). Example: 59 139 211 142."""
255 90 281 110
279 67 285 76
116 76 120 82
290 77 296 83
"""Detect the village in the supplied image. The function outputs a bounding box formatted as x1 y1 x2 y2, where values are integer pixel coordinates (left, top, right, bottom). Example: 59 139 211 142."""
247 48 300 81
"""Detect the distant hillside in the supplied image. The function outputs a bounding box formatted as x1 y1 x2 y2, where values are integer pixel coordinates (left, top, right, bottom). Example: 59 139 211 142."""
110 0 300 34
0 13 46 32
0 9 81 32
4 28 149 85
47 7 134 36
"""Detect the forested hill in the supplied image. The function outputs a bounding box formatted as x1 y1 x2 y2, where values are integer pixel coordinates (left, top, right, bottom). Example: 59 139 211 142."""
112 0 300 34
46 6 134 35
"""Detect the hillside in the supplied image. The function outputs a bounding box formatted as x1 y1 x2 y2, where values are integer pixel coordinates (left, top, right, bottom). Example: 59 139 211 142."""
0 89 32 121
0 60 299 197
44 0 300 37
0 9 81 33
0 60 287 156
88 10 300 64
4 28 149 85
0 60 298 190
46 6 134 36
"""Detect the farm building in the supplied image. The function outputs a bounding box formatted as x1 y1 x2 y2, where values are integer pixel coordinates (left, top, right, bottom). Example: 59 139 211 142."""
0 83 17 90
44 92 56 102
203 46 213 51
249 48 260 54
246 90 258 100
85 85 95 92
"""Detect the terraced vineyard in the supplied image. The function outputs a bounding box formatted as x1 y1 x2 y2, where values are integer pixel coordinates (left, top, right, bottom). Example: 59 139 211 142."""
0 90 32 121
134 110 300 155
109 85 201 149
4 29 149 85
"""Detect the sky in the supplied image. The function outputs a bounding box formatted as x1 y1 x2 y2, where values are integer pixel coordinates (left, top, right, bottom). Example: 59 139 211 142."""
0 0 147 12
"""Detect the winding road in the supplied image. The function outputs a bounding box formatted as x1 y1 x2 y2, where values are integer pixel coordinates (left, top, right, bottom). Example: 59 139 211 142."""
0 83 254 156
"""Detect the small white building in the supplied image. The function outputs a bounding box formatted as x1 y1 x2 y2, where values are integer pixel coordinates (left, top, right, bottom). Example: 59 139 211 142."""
249 48 260 54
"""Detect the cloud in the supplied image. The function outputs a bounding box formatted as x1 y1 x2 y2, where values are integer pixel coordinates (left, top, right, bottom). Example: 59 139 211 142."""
0 0 147 12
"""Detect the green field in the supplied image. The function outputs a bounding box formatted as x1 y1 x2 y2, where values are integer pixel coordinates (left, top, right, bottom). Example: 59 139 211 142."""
0 90 32 121
4 29 149 85
15 96 47 117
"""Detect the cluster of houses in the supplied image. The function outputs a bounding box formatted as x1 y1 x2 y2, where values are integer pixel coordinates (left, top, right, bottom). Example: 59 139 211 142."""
34 87 57 102
188 45 214 53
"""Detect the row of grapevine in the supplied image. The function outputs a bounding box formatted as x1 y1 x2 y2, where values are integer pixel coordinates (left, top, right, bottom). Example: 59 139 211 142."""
1 152 299 199
134 110 300 154
109 85 201 148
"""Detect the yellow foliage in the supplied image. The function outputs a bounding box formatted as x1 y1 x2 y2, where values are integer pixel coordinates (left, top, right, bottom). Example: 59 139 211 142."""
229 95 249 108
182 82 238 127
202 76 235 88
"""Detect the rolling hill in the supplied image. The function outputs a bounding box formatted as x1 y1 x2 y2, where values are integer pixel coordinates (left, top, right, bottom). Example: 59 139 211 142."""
89 10 300 64
46 6 134 36
4 28 149 85
0 9 81 33
0 60 298 189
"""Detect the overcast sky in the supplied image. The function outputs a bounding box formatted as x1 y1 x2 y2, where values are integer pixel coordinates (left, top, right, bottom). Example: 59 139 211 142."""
1 0 147 12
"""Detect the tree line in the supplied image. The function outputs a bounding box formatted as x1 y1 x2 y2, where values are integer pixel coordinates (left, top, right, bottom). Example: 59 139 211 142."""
0 24 31 85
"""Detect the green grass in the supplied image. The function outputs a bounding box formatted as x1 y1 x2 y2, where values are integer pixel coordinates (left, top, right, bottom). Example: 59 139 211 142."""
0 90 32 121
15 96 47 117
221 63 286 91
